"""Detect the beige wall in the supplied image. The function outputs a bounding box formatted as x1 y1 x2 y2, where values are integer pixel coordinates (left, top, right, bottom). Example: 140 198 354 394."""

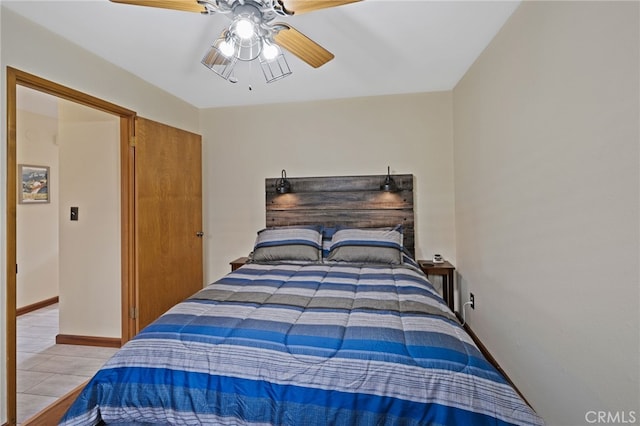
16 109 60 308
3 2 639 425
58 103 121 338
1 7 199 422
0 9 200 133
200 92 456 282
453 1 639 424
15 100 122 338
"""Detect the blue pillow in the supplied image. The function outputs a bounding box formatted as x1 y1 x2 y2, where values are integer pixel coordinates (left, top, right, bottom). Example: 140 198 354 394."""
252 225 323 262
326 225 403 264
321 227 338 260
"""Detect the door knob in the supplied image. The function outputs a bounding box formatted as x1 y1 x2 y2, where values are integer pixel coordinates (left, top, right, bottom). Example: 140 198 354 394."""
196 231 204 237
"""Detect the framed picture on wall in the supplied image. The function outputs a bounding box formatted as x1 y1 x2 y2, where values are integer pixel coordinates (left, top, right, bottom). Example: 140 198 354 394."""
19 164 50 204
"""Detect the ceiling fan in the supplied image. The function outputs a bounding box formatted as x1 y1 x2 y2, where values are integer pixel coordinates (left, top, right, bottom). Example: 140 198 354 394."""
110 0 362 83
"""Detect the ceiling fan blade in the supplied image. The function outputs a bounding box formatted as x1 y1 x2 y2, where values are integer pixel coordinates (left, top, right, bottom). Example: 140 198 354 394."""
280 0 362 15
109 0 207 14
274 24 334 68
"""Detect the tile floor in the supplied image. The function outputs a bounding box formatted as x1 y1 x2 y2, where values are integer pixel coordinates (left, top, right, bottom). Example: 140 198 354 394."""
16 303 119 425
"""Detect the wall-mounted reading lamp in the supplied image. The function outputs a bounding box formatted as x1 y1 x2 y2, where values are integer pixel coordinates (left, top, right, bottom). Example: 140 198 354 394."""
380 166 398 192
276 169 292 194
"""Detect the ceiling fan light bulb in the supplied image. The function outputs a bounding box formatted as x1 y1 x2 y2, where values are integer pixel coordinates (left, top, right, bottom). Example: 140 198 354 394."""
262 42 279 61
219 40 235 57
234 18 255 40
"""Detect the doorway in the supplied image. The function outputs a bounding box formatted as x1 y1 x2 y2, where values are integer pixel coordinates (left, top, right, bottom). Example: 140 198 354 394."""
6 67 137 426
15 85 124 423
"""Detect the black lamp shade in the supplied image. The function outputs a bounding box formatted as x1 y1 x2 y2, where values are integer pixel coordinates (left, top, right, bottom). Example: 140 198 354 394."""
380 167 398 192
276 169 291 194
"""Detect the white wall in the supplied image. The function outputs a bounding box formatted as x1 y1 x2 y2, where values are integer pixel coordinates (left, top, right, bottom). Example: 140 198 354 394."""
200 92 456 282
16 109 59 308
453 2 639 425
58 102 121 338
1 7 200 423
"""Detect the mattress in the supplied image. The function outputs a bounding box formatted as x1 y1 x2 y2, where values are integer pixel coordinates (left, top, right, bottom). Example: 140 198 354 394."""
59 261 544 426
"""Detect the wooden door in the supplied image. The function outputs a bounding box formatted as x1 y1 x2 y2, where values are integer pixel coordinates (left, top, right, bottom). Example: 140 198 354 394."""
135 117 203 332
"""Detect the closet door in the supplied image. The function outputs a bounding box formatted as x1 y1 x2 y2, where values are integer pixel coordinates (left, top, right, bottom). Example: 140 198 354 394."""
135 117 203 332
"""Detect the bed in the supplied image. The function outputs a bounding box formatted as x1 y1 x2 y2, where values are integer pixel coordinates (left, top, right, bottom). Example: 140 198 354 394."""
59 174 544 426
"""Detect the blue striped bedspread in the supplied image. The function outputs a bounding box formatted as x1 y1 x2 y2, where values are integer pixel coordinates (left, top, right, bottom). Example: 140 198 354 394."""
59 262 544 426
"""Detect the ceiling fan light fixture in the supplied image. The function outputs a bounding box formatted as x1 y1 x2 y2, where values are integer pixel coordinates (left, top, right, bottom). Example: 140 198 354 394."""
112 0 361 85
261 40 280 61
260 53 292 83
232 17 256 40
201 37 238 81
229 22 262 61
219 39 235 58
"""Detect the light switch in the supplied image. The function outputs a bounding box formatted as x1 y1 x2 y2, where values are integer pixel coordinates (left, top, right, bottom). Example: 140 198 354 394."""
70 207 79 221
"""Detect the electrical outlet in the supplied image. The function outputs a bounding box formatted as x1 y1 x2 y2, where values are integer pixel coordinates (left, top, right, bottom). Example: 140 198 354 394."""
470 293 475 309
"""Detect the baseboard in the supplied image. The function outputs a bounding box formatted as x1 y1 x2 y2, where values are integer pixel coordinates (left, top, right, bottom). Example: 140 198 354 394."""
16 296 59 316
56 334 121 348
22 380 87 425
457 313 533 409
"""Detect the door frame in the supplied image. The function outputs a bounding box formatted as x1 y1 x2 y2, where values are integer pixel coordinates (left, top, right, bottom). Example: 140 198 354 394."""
5 67 137 425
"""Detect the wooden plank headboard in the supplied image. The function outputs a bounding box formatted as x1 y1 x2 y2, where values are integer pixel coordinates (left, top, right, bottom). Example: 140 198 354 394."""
265 174 415 257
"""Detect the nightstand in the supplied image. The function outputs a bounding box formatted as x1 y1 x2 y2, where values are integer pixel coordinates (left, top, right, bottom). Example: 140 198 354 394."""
418 259 456 312
230 257 249 271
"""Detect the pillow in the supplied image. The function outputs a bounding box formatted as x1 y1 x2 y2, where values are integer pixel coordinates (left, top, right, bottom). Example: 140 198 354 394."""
326 225 403 264
251 225 323 262
321 226 338 260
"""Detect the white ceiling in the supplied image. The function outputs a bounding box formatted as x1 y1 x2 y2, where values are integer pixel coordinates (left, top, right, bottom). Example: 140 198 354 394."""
4 0 520 109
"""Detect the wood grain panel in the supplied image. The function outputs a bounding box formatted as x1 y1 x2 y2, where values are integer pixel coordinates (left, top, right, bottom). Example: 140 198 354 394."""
274 25 334 68
136 117 203 332
267 190 413 210
16 297 59 316
266 209 413 228
110 0 207 13
282 0 362 15
266 174 413 193
265 174 415 256
55 334 121 348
